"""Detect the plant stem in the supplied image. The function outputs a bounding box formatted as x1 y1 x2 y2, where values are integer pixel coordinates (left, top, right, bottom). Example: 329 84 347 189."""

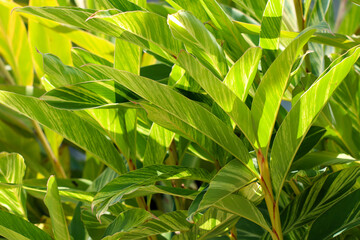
33 121 67 178
167 140 184 210
257 150 283 240
230 225 238 240
0 58 15 85
289 179 301 196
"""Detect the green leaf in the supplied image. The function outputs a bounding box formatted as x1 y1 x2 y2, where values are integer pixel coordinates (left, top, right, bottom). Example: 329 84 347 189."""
88 10 183 62
28 0 72 78
115 38 141 75
259 0 285 70
199 0 250 60
81 209 115 240
215 194 271 233
176 51 256 147
233 21 360 50
223 47 262 101
0 91 126 174
143 123 175 166
83 64 257 172
0 210 52 240
92 165 213 218
260 0 284 49
103 211 191 240
0 153 26 217
142 103 229 163
307 188 360 240
173 208 239 240
291 152 355 171
0 1 33 85
103 209 152 239
281 167 360 234
168 10 228 78
44 176 71 240
71 47 112 68
352 0 360 5
271 46 360 200
251 29 315 152
198 160 256 211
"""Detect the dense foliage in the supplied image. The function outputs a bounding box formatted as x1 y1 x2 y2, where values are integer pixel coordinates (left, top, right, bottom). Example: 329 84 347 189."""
0 0 360 239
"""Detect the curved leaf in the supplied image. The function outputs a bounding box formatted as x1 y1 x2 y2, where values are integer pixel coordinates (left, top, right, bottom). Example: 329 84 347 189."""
82 64 256 172
176 51 256 146
103 211 191 240
88 10 183 62
271 46 360 200
198 160 256 211
215 194 271 233
0 91 125 174
92 165 213 218
168 10 228 78
0 210 52 240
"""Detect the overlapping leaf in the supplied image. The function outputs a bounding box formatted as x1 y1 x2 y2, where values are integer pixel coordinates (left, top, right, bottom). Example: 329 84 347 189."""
251 28 315 152
0 210 52 240
92 165 213 218
271 46 360 200
0 91 126 174
281 167 360 234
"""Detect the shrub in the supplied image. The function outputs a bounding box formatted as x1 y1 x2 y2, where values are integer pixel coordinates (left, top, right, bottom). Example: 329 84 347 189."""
0 0 359 239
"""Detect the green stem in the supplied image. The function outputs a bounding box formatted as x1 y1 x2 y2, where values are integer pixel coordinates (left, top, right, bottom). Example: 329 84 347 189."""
293 0 312 73
33 121 67 179
0 58 15 86
257 150 283 240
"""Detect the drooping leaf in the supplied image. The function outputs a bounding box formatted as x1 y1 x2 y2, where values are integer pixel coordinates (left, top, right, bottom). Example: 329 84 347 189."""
0 210 52 240
44 176 71 240
103 211 191 240
233 21 360 50
215 194 271 233
197 160 256 211
71 47 112 68
92 165 213 218
82 64 257 172
291 152 355 171
271 46 360 200
88 9 183 62
0 153 26 217
0 91 126 174
102 209 152 239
